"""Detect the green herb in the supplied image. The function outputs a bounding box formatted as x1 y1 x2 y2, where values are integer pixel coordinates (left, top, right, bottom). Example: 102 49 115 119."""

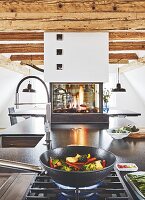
103 88 111 103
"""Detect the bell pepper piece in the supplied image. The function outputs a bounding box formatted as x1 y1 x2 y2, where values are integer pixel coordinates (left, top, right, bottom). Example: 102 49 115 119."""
72 162 85 165
102 160 106 168
85 157 96 164
66 161 81 170
50 159 54 168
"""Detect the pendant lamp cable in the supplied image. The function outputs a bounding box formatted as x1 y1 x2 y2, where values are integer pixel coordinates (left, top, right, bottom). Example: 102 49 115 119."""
117 67 119 83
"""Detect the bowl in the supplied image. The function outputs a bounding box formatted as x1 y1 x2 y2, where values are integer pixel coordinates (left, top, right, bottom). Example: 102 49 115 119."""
107 129 130 139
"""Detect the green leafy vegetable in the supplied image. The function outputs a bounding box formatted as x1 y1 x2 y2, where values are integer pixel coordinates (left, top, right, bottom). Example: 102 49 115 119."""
111 125 139 133
128 174 145 196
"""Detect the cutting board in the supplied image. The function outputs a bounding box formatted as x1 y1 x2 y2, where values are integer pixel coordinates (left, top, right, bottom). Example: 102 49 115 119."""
128 129 145 138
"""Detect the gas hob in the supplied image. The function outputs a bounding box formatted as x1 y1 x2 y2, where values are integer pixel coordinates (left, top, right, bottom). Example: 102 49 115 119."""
25 170 134 200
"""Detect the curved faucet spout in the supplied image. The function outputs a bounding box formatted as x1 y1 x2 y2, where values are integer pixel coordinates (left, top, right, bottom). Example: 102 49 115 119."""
15 75 50 108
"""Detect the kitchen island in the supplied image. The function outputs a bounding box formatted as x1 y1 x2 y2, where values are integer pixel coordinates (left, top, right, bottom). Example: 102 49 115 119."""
0 117 145 199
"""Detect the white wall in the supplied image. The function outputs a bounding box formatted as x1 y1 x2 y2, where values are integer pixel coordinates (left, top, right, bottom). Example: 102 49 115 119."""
1 57 145 128
109 66 145 127
0 68 23 128
0 68 47 128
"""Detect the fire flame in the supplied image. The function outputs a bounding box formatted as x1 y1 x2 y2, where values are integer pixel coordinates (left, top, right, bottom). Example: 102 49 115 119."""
79 85 84 106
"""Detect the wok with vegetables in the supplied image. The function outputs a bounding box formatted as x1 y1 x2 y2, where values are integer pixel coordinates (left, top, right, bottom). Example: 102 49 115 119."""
50 153 106 171
40 146 116 187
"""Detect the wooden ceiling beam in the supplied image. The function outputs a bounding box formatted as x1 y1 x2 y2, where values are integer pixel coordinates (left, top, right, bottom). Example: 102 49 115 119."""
0 44 43 53
0 1 144 31
1 32 145 41
11 55 133 65
109 53 138 60
21 60 44 66
110 42 145 51
10 55 44 61
109 59 129 64
0 32 44 41
0 1 145 13
10 53 138 62
21 59 129 65
109 32 145 41
0 12 144 31
1 42 145 53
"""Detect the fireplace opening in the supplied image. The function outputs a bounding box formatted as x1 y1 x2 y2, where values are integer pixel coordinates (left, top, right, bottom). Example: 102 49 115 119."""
51 83 102 113
50 82 108 124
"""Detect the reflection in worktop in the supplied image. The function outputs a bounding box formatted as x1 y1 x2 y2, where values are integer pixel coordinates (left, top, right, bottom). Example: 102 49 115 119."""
50 128 115 151
51 127 102 148
109 139 131 157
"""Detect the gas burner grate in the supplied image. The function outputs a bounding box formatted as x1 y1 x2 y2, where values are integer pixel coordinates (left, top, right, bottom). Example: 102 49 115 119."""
25 171 133 200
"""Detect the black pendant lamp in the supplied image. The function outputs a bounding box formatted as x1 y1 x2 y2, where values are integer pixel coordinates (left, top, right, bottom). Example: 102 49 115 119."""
22 64 36 93
22 81 36 93
112 67 126 92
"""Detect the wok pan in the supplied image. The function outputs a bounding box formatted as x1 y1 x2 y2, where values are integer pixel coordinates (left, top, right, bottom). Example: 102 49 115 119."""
0 146 116 188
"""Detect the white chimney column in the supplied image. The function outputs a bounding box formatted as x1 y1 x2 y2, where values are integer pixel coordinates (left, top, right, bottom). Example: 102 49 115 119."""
44 32 109 83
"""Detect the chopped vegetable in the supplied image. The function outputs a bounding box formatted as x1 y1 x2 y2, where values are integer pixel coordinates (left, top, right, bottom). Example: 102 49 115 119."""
95 160 104 170
49 153 107 172
124 125 139 132
66 156 78 163
84 160 103 171
78 154 88 163
102 160 106 168
61 165 72 172
117 164 136 168
85 157 96 164
128 174 145 196
49 159 54 168
87 154 91 159
111 125 139 134
52 159 59 165
66 161 81 170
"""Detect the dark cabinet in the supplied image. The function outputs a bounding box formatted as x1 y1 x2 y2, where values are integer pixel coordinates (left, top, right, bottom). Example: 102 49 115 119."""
2 136 42 148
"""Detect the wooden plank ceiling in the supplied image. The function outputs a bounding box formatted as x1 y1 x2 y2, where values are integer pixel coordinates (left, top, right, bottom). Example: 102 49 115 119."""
0 0 145 31
0 0 145 73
